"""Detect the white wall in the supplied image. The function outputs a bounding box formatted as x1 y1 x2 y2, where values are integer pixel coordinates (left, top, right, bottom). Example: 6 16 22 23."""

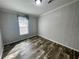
0 12 38 45
0 28 3 59
0 13 3 59
38 1 79 51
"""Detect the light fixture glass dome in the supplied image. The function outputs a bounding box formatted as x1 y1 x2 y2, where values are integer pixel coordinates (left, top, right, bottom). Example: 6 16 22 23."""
35 0 42 6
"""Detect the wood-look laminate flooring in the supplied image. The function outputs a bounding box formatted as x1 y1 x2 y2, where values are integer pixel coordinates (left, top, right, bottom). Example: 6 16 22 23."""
3 36 79 59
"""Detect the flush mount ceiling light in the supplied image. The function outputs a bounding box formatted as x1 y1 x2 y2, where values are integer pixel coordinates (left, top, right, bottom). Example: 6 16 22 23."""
35 0 54 6
35 0 42 6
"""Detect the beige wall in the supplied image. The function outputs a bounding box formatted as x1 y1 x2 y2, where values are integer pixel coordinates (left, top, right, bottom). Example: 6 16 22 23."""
38 1 79 51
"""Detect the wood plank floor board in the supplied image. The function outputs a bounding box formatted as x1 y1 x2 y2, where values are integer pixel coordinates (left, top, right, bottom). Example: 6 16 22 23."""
2 36 79 59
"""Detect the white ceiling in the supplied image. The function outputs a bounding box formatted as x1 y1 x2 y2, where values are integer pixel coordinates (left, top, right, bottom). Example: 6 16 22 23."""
0 0 78 16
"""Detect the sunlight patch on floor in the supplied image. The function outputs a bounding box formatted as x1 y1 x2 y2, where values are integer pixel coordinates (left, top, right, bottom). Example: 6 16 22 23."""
4 41 33 59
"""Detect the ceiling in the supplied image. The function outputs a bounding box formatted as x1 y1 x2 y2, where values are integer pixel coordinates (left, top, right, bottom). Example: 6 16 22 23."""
0 0 78 16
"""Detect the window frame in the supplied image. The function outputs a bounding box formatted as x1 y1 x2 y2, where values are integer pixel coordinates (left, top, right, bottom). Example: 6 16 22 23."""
18 15 29 35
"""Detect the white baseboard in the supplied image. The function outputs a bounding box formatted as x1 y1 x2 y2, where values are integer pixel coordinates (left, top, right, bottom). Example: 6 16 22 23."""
39 34 79 52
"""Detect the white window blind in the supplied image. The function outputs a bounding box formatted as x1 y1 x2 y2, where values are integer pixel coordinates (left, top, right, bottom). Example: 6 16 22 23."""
18 16 29 35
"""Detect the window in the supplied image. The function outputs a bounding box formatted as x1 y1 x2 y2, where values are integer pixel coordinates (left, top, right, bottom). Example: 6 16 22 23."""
18 16 29 35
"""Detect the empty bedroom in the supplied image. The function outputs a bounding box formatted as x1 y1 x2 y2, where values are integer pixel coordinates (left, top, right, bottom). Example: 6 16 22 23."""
0 0 79 59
